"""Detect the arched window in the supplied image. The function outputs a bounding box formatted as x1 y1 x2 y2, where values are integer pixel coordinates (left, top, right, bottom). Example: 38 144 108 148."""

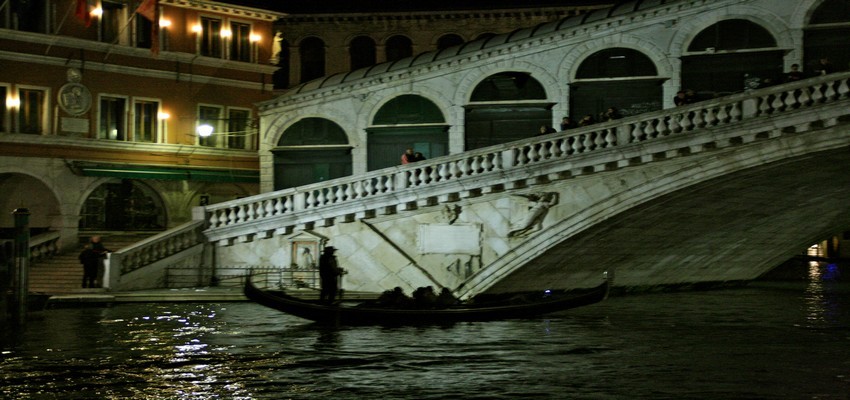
571 48 662 120
386 35 413 62
470 72 546 102
688 19 777 52
349 36 376 71
466 72 552 150
804 0 850 75
576 48 657 79
274 118 351 189
299 37 325 83
682 19 781 99
368 95 448 171
437 34 464 51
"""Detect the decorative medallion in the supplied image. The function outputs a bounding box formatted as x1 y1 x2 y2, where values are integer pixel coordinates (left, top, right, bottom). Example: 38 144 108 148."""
58 68 92 116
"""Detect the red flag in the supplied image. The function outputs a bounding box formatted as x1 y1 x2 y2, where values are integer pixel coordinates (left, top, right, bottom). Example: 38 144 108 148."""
135 0 156 22
135 0 160 57
75 0 92 27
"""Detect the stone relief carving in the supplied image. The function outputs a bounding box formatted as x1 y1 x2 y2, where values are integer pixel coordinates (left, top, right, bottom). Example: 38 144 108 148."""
508 192 559 237
442 204 461 225
58 68 91 116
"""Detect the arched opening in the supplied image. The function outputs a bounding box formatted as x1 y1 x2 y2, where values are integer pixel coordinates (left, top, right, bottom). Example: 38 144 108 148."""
299 36 325 83
386 35 412 62
273 39 290 89
465 72 552 150
804 0 850 75
367 95 448 171
682 19 782 100
437 34 464 51
350 35 377 71
273 118 352 190
0 173 59 236
79 180 166 232
570 47 663 122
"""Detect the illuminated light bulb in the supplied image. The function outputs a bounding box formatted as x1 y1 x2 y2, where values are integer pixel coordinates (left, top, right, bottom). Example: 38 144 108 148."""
249 34 261 42
197 124 213 137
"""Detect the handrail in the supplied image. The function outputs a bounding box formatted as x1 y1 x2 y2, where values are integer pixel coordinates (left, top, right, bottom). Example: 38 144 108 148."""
109 220 205 276
204 72 850 242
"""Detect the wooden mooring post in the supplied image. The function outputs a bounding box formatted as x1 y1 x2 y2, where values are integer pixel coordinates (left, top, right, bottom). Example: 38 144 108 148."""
9 208 31 324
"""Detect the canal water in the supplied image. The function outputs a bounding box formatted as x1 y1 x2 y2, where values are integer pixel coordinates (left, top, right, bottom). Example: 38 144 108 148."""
1 262 848 399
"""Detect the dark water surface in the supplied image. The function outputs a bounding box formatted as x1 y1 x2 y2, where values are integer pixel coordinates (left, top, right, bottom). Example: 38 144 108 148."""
2 273 849 399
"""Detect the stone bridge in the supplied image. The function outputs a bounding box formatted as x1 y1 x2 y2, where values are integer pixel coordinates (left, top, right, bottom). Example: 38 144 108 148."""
188 73 850 298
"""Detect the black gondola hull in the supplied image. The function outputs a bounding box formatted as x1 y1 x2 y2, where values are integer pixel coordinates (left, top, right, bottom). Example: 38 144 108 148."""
244 274 610 325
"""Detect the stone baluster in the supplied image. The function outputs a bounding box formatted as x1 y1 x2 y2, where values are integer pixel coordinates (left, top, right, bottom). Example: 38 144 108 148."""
481 154 494 171
449 161 460 178
692 109 705 127
227 208 237 226
209 211 220 228
716 105 729 124
332 184 344 201
470 156 482 174
604 128 617 147
305 191 316 208
824 81 837 100
341 183 353 201
364 179 374 196
643 120 656 139
538 141 551 159
631 123 645 142
704 107 717 126
729 102 742 121
838 78 849 97
438 163 450 181
375 176 386 192
811 84 824 103
385 174 395 192
326 187 337 203
515 148 528 166
351 181 363 198
527 144 539 162
316 189 326 206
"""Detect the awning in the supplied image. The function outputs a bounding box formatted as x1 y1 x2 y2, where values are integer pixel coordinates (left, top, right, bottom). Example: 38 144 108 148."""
72 162 259 183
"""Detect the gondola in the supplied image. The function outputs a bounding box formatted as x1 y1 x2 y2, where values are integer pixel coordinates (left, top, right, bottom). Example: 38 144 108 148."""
244 272 611 325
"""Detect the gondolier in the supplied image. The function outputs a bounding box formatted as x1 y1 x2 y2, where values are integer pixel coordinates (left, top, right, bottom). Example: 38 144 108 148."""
318 246 344 303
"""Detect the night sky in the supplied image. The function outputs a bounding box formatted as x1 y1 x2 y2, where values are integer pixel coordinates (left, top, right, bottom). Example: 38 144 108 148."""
224 0 615 14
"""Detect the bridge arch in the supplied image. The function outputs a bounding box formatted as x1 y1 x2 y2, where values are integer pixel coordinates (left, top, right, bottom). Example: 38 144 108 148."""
460 123 850 295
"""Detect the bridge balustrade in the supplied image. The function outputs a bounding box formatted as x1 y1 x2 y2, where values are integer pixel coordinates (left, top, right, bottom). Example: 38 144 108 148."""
202 72 849 243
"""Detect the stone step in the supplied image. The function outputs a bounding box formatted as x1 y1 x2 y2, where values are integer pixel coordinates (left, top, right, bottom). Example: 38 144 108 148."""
28 234 156 294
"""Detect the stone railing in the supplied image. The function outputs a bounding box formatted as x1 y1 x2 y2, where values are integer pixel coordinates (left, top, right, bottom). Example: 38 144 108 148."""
109 220 206 276
204 72 850 244
29 231 61 261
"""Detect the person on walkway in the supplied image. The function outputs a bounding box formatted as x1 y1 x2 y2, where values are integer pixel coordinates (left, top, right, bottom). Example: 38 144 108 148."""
78 244 100 288
319 246 344 303
401 148 415 164
89 236 111 287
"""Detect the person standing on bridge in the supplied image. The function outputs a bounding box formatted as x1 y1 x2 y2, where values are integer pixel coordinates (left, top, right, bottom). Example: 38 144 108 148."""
319 246 344 303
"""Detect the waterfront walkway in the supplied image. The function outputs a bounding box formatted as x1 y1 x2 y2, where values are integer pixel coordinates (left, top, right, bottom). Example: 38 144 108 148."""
43 287 378 307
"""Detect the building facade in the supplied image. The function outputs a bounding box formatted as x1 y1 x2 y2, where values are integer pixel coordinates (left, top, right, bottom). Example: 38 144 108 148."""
0 0 282 248
272 4 611 89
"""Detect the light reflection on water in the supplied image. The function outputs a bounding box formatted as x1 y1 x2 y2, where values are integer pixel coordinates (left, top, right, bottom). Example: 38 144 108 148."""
1 266 849 399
